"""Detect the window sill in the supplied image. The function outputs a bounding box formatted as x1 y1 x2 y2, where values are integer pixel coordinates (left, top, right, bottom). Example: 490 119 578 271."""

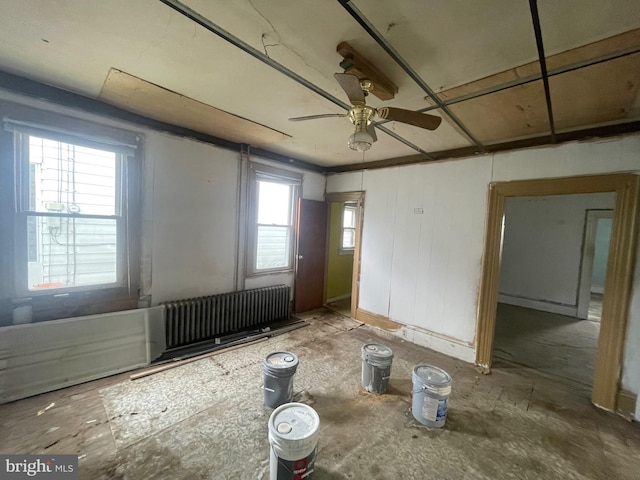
3 288 138 326
246 268 295 278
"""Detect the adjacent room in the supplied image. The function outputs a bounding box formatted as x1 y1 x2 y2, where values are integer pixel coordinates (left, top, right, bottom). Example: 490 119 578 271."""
493 193 614 387
1 1 640 479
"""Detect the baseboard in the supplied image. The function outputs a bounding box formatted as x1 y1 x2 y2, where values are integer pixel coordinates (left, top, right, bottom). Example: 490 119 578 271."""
326 293 352 303
356 308 402 331
355 308 476 363
617 390 637 420
498 294 578 317
591 286 605 295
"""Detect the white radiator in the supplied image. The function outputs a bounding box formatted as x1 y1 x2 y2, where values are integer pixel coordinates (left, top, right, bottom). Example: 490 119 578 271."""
0 306 165 404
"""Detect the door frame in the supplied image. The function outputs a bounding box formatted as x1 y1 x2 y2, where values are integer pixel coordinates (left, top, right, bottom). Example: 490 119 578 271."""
325 191 365 319
577 209 613 319
475 173 640 411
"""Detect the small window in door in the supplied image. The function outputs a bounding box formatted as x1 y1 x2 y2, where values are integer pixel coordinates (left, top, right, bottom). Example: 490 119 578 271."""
340 203 357 254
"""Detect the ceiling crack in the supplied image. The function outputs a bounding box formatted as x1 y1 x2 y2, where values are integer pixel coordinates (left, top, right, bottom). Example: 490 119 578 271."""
247 0 327 82
261 33 279 58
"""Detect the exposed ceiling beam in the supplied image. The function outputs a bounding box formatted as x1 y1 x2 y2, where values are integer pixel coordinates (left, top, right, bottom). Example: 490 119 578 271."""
158 0 348 112
337 0 485 152
529 0 556 142
157 0 433 159
373 45 640 121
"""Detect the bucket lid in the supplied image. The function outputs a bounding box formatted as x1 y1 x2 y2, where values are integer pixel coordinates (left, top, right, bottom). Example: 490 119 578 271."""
269 402 320 441
361 343 393 359
264 351 299 370
413 365 451 386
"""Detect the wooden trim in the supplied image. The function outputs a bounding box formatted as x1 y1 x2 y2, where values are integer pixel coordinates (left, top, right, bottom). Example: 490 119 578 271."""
616 390 637 419
325 123 640 174
475 185 505 371
593 175 640 408
352 196 364 320
326 192 363 202
323 191 364 319
355 308 402 332
336 41 399 101
475 173 640 411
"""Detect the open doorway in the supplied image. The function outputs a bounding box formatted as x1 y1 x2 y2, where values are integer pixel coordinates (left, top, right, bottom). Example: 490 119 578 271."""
475 174 640 411
577 210 613 321
324 192 364 319
492 194 614 387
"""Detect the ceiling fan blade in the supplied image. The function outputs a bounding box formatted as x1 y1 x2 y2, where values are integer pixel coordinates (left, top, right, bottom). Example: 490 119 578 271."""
288 113 348 122
377 107 442 130
334 73 365 105
367 123 378 142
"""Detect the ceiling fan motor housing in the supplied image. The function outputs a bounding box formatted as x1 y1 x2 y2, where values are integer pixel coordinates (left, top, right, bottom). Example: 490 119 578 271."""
349 105 376 130
348 106 376 151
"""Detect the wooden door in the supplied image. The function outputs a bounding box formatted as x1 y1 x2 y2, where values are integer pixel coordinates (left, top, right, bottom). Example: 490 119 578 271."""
294 199 327 313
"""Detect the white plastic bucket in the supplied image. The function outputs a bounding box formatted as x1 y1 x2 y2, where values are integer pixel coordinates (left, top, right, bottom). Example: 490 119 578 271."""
268 402 320 480
263 352 299 408
411 365 452 427
361 343 394 394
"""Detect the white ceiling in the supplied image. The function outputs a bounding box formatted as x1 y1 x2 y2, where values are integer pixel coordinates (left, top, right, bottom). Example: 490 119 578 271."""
0 0 639 170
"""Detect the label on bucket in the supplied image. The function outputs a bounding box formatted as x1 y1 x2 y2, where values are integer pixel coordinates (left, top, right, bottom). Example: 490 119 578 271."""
423 397 447 422
275 448 316 480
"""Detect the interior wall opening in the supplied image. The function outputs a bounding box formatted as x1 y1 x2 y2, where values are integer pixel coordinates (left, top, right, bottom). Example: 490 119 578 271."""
492 194 614 391
475 173 640 411
324 192 364 319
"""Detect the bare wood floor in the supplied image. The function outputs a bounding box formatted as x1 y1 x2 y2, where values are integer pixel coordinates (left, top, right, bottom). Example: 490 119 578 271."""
1 309 638 479
493 294 604 387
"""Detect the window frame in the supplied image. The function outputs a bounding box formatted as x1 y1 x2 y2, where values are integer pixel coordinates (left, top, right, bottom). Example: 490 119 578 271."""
340 202 357 254
13 133 130 296
0 102 142 323
246 162 301 276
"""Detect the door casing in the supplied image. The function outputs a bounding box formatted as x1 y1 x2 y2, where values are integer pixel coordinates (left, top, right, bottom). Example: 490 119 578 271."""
475 173 640 411
325 191 365 319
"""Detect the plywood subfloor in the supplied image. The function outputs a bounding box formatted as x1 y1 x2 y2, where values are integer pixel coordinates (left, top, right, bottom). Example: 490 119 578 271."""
1 309 639 479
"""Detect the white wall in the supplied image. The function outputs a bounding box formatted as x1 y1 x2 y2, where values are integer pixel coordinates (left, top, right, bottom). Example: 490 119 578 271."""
327 157 492 361
592 218 612 292
327 133 640 399
146 134 239 303
498 193 615 316
147 144 325 300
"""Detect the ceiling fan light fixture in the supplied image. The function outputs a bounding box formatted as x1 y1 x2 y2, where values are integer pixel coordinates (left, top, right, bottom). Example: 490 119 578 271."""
348 130 373 152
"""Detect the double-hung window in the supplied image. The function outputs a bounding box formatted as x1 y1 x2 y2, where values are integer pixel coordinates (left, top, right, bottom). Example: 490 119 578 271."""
341 202 357 253
1 103 141 322
248 163 301 274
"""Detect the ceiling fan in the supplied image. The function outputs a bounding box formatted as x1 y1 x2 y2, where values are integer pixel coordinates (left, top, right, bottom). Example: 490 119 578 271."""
289 73 442 152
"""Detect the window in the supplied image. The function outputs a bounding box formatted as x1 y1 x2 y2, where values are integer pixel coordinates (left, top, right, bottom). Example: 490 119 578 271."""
341 202 357 253
248 163 301 274
18 135 124 291
0 103 141 322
